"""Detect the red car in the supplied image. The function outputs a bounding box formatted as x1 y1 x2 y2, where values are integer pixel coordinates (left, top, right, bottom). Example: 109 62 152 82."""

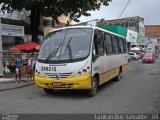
142 53 155 63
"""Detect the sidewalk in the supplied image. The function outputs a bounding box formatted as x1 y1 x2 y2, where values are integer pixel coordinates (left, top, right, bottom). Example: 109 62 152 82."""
0 73 34 92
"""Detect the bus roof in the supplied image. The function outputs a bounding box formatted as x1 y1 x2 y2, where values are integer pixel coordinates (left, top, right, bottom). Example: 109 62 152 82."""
47 26 125 38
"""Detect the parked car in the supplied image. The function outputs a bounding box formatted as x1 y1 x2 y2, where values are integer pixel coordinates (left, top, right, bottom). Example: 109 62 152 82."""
137 51 144 58
132 50 144 58
142 53 155 63
128 52 139 60
136 53 141 59
127 54 131 62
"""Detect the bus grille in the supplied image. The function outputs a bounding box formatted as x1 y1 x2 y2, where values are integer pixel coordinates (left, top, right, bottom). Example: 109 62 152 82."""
44 83 74 88
45 73 72 79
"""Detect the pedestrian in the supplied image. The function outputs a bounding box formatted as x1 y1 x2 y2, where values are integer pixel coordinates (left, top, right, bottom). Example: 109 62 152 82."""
28 53 36 81
15 54 22 83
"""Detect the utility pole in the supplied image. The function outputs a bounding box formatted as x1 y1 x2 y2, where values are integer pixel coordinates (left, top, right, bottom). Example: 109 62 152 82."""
0 18 3 77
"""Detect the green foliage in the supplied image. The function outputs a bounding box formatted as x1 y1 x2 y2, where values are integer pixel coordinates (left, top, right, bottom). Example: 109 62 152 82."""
0 0 111 43
0 0 112 22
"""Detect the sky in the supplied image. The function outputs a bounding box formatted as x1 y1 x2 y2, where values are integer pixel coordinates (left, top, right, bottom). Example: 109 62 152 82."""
79 0 160 25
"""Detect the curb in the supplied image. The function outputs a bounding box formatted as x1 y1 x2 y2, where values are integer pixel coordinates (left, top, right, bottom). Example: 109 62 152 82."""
0 82 35 92
0 78 15 83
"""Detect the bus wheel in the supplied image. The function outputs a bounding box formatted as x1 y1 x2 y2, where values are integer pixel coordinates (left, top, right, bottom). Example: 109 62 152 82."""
43 88 54 94
87 77 98 97
114 74 120 81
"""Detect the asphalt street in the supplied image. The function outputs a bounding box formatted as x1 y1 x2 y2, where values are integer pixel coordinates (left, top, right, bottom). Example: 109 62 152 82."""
0 58 160 114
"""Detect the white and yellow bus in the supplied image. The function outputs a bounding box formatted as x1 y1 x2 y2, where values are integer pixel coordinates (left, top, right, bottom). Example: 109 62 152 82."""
35 26 128 96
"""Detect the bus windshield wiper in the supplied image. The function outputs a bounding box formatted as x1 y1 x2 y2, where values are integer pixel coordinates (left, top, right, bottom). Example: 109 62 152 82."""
45 42 62 60
65 36 72 52
67 44 73 62
58 37 73 61
65 37 73 61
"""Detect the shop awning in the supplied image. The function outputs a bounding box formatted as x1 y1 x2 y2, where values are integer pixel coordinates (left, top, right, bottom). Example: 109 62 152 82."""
9 46 21 53
15 42 40 51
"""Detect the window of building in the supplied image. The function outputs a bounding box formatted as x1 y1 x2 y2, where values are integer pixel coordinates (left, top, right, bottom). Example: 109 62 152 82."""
43 20 53 27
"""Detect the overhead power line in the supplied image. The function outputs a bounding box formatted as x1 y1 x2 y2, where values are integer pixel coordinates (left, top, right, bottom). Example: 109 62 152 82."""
118 0 131 19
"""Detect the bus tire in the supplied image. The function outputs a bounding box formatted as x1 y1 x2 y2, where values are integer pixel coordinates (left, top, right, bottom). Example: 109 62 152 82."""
114 67 121 81
87 77 98 97
43 88 54 94
115 66 122 81
114 74 120 81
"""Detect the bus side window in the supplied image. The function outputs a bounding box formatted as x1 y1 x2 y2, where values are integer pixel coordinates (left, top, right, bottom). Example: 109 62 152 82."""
112 35 119 54
123 38 127 53
118 37 124 53
94 34 104 56
104 33 113 55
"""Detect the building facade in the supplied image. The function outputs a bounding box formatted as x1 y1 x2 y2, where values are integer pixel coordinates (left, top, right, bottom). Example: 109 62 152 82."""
145 25 160 47
145 25 160 39
97 16 145 44
43 15 71 35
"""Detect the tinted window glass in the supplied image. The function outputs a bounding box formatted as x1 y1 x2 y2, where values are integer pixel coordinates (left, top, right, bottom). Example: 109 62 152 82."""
112 35 119 54
118 37 124 53
94 30 104 56
104 33 113 55
123 38 127 52
38 28 92 61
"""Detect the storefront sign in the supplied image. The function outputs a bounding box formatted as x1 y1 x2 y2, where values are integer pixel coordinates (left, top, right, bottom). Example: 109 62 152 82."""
1 24 24 36
126 29 138 43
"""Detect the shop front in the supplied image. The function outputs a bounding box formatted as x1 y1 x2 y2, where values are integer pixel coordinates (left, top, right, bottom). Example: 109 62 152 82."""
0 17 24 77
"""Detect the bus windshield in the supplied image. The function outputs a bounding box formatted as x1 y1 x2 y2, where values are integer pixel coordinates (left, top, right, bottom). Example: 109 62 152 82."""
38 28 93 62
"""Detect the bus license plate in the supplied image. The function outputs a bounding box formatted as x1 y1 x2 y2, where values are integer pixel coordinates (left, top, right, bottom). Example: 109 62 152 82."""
53 82 62 86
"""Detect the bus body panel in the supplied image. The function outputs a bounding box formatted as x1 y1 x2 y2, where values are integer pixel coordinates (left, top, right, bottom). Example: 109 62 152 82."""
35 72 92 90
35 56 92 90
36 58 90 74
92 54 128 85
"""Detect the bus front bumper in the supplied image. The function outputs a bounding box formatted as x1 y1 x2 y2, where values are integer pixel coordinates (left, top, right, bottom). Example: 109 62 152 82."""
35 73 92 90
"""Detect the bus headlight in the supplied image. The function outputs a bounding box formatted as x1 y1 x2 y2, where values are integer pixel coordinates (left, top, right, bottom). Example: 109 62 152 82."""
35 69 44 76
73 68 89 76
82 69 87 73
78 71 82 75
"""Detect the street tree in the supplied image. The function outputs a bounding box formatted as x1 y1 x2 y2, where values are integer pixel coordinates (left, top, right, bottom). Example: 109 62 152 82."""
0 0 111 43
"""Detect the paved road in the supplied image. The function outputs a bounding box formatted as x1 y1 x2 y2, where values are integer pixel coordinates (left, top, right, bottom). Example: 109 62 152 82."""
0 58 160 114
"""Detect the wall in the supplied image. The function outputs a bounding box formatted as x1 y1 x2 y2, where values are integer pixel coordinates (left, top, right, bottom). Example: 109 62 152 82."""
145 25 160 38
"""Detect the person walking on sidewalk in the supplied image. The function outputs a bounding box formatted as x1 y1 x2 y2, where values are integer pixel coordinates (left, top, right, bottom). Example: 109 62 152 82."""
28 53 36 81
15 54 22 83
